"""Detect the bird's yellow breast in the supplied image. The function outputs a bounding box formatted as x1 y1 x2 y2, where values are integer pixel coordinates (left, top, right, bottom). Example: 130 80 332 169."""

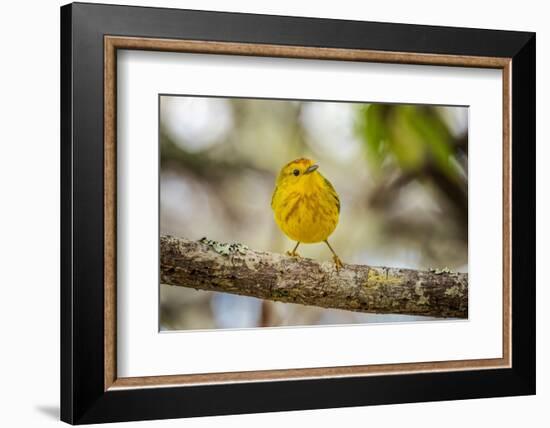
271 172 340 244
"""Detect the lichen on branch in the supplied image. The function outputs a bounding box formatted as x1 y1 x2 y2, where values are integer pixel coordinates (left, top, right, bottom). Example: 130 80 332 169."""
160 235 468 318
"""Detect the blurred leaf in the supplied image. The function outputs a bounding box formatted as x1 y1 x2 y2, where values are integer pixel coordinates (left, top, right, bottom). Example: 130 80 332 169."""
356 104 389 170
356 104 460 180
389 106 426 171
403 107 456 179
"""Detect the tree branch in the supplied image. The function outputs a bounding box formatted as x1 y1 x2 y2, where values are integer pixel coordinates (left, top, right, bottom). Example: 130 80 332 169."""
161 235 468 318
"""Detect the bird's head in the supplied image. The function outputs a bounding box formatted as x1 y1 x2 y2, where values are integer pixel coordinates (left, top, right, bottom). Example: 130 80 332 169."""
276 158 320 188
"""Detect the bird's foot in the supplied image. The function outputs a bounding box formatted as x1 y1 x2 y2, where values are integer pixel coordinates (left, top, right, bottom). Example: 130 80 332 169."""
286 250 302 258
332 255 344 272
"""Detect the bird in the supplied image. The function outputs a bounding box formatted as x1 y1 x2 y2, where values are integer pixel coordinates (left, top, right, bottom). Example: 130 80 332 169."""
271 158 343 270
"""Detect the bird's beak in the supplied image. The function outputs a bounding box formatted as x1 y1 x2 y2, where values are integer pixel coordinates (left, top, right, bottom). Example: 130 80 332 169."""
304 164 319 175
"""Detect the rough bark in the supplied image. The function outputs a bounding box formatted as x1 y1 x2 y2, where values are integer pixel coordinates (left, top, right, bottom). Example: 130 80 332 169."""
160 235 468 318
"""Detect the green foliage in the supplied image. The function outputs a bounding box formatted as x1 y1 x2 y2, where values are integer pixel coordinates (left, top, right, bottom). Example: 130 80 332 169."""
358 104 388 166
356 104 458 179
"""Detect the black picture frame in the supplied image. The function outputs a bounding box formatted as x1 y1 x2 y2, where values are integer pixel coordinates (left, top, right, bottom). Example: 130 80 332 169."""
61 2 535 424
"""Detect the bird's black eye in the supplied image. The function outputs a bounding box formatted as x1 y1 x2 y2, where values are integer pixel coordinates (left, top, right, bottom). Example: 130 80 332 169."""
293 169 300 176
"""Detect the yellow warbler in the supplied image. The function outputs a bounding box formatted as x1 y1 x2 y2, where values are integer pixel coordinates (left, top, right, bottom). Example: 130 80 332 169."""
271 158 343 269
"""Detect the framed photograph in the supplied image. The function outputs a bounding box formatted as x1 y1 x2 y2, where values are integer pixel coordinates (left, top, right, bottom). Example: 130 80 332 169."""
60 2 535 424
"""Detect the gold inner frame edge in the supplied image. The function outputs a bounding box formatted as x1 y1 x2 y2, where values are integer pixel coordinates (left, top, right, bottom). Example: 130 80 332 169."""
104 36 512 391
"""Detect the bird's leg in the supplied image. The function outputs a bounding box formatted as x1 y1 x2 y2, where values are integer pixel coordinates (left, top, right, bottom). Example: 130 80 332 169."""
286 241 301 258
324 240 343 271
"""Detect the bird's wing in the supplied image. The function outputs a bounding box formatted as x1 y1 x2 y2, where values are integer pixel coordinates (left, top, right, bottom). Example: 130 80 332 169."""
271 186 278 209
323 177 340 213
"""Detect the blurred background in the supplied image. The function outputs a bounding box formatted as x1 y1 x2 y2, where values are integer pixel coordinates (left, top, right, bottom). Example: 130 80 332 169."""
159 95 468 331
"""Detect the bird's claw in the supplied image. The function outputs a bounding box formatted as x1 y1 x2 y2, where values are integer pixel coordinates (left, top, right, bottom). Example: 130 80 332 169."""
286 250 302 258
332 255 344 272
